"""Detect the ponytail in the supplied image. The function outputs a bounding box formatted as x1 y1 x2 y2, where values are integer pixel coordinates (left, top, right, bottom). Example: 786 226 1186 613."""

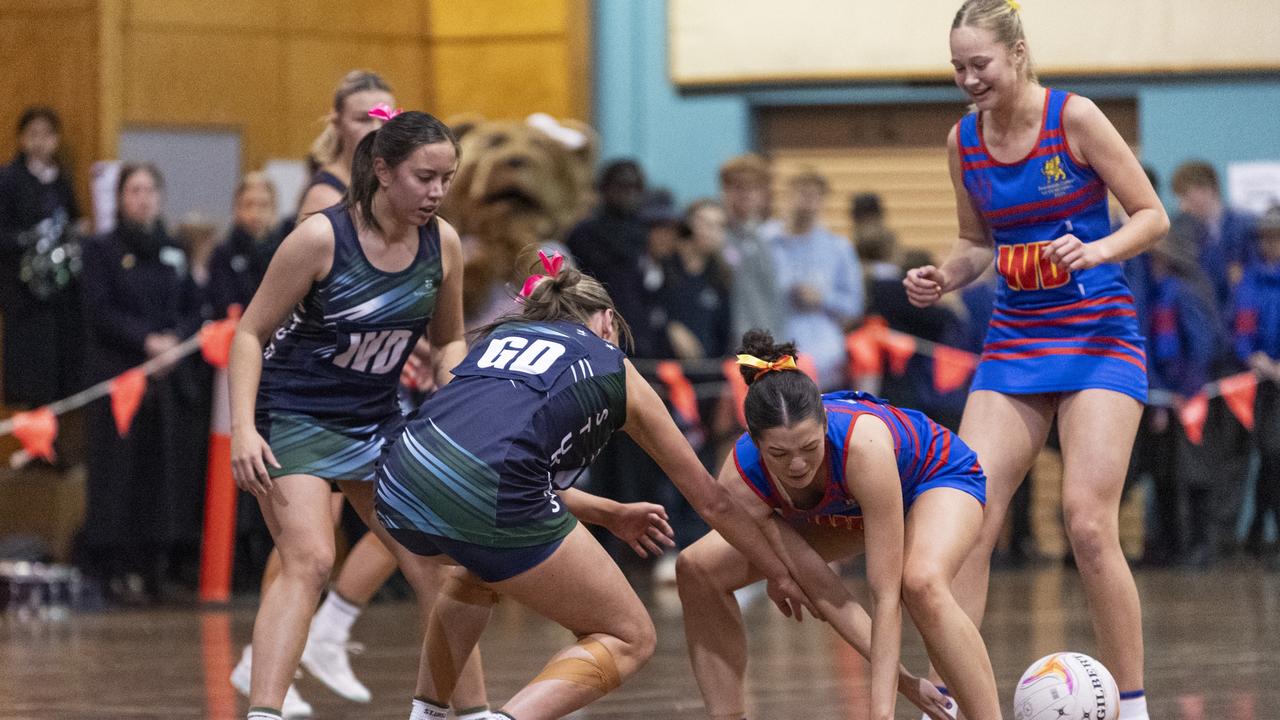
473 263 634 352
347 130 381 232
737 330 824 438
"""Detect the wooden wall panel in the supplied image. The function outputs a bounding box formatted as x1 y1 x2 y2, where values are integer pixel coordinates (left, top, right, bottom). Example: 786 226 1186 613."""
124 0 280 30
431 40 573 120
123 32 283 125
122 31 284 168
280 38 433 157
0 1 99 216
770 148 957 260
282 0 428 38
428 0 569 38
0 0 589 217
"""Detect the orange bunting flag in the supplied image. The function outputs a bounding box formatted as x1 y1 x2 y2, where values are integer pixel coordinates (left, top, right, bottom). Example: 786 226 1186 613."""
845 325 885 379
12 407 58 462
110 369 148 437
1218 372 1258 431
200 315 238 369
1179 393 1210 445
722 358 749 428
881 332 918 376
656 361 701 425
932 345 978 394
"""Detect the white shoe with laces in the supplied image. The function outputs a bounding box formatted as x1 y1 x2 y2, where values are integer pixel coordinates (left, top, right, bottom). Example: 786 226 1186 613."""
300 637 371 703
229 645 314 718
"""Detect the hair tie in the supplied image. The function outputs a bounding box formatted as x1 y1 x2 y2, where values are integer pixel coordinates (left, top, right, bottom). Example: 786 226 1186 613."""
1005 0 1021 12
737 354 799 381
518 250 566 300
367 103 403 122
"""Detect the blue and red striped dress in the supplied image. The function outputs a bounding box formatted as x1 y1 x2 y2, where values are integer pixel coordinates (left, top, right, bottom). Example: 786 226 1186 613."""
958 88 1148 402
732 391 986 529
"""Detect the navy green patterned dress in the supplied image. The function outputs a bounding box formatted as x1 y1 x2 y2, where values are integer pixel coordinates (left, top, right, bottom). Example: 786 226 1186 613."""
376 320 627 570
255 204 441 481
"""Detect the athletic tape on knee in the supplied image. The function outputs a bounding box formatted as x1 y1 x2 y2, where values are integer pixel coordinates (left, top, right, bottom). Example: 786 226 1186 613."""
442 575 500 607
530 638 621 694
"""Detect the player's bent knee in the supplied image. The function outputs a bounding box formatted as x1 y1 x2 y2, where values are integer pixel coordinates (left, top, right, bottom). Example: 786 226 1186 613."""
902 565 951 618
675 547 721 592
441 573 500 608
532 637 625 694
630 616 658 663
280 547 336 590
1063 512 1116 565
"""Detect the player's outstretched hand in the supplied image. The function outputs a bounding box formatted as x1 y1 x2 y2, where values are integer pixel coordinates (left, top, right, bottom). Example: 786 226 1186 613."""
766 574 823 623
606 501 676 558
900 675 957 720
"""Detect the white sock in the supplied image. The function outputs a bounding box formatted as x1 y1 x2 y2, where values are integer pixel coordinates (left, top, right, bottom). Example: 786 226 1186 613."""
1119 691 1149 720
247 710 281 720
410 697 449 720
455 708 492 720
311 590 361 642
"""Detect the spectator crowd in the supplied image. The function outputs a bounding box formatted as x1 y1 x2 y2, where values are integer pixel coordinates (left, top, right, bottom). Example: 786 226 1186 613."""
2 104 1278 605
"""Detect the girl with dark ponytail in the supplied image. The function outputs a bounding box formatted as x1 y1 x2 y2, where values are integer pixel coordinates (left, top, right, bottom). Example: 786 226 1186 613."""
344 111 460 237
677 330 1002 720
228 108 492 720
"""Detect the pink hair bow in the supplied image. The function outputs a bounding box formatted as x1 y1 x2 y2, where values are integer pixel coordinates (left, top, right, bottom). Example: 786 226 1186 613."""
518 251 566 299
367 103 403 122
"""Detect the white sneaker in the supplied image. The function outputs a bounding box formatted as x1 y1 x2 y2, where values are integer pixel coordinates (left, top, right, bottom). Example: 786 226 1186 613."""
651 555 678 586
300 637 371 703
230 645 253 696
282 685 313 719
229 645 313 718
732 580 766 607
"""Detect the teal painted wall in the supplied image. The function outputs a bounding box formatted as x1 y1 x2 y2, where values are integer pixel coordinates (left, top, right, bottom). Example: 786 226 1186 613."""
593 0 750 203
1139 81 1280 207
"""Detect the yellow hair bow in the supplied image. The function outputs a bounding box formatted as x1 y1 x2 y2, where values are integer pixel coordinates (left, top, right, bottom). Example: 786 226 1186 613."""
1005 0 1021 12
737 354 799 381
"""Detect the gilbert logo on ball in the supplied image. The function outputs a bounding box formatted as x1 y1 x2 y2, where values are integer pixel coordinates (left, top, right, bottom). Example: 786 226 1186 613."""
1013 651 1118 720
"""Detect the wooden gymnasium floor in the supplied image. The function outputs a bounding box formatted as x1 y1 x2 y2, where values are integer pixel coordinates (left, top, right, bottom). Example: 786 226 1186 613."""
1 565 1277 719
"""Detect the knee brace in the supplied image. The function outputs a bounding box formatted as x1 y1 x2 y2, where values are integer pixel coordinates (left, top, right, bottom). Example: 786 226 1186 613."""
530 637 622 694
441 574 500 607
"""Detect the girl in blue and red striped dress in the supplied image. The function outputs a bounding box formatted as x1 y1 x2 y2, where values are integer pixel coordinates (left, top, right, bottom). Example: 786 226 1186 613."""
904 2 1168 719
678 331 993 720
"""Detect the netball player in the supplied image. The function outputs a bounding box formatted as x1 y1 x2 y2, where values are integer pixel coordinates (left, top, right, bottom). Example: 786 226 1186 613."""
374 259 819 720
904 2 1168 718
676 331 996 720
229 111 489 720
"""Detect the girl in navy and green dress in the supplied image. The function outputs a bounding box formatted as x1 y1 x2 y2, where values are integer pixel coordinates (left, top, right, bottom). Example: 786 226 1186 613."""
229 110 484 720
375 261 819 720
